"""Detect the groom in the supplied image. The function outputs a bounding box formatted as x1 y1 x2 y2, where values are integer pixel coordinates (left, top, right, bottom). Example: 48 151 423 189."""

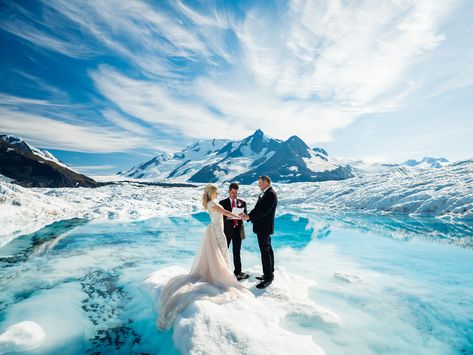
241 175 277 289
220 182 249 281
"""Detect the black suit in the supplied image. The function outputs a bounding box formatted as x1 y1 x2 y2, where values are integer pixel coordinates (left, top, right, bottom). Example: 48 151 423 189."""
248 186 277 281
220 197 247 276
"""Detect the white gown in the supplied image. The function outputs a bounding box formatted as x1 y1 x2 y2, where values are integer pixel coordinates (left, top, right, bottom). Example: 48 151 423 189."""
157 200 251 329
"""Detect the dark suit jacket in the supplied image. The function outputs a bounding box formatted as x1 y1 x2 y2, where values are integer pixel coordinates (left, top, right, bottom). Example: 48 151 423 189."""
220 197 247 239
248 186 277 235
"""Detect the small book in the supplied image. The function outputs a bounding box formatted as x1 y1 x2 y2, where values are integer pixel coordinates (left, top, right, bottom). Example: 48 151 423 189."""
229 207 244 219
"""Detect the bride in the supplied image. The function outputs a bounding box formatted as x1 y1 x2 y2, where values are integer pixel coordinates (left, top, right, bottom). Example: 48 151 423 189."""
157 184 252 330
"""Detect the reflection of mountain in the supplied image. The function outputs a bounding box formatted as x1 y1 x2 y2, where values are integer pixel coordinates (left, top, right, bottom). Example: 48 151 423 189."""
272 214 320 250
191 210 473 250
295 211 473 249
0 218 89 265
192 212 320 250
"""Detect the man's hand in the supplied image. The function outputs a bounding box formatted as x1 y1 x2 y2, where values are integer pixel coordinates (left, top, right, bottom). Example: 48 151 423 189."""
239 213 250 221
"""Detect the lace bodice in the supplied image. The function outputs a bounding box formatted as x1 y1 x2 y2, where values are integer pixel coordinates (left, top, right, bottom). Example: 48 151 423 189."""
207 200 224 228
206 200 228 266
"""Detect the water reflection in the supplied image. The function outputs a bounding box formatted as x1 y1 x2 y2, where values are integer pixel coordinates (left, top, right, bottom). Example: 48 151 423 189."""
190 211 473 249
0 218 89 265
0 211 471 354
283 211 473 248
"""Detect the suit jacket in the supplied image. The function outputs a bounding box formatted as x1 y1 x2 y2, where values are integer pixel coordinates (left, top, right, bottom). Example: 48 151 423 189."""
220 197 247 239
248 186 277 235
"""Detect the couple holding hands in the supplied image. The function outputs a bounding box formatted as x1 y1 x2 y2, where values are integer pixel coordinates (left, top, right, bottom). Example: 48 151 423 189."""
220 177 277 287
157 176 278 330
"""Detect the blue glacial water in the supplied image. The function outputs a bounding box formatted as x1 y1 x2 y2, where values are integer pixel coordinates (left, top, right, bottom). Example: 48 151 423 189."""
0 212 472 354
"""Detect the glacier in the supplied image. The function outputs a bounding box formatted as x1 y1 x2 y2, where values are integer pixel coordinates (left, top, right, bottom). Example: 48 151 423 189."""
1 157 472 247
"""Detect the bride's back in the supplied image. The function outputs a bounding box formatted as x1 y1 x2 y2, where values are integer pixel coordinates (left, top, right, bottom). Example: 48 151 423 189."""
207 200 224 227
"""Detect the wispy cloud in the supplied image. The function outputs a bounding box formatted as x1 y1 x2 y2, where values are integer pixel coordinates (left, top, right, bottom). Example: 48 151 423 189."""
0 106 146 152
101 109 150 136
0 3 95 58
86 0 458 144
0 93 63 106
91 66 247 139
38 0 234 76
0 0 470 160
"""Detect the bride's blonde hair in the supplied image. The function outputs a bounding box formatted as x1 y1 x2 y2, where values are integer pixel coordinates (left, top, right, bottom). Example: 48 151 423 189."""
202 184 218 210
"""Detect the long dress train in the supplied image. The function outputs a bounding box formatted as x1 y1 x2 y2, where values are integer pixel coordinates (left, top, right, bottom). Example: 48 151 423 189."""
157 200 251 329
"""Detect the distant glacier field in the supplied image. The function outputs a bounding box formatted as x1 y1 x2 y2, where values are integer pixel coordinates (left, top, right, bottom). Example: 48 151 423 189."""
1 157 472 247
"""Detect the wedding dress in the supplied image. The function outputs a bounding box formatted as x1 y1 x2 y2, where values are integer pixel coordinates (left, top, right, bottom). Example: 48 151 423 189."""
157 200 251 329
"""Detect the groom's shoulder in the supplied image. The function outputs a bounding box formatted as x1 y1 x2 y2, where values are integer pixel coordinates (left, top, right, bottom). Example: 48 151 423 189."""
219 197 229 204
268 187 277 197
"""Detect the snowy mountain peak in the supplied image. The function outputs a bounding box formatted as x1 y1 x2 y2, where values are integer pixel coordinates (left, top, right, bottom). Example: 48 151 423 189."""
0 134 69 169
119 131 353 184
0 134 97 187
246 129 267 154
283 136 311 158
225 129 279 158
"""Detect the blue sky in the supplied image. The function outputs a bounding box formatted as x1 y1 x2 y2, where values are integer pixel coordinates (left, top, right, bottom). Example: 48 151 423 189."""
1 0 472 175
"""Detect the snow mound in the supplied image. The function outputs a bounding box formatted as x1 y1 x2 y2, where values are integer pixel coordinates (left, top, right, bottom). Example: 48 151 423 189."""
141 266 340 354
0 321 45 353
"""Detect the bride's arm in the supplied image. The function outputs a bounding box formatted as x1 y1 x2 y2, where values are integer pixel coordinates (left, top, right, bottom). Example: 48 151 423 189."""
211 203 241 219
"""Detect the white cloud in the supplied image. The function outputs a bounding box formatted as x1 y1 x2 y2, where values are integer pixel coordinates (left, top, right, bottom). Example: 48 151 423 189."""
234 0 452 103
0 5 94 58
0 94 62 106
91 66 247 140
101 109 149 136
1 0 465 153
87 0 457 146
0 107 146 153
39 0 235 76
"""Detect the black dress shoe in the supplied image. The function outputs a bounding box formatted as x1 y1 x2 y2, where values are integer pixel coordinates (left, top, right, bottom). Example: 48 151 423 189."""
255 275 265 281
256 279 272 289
236 272 249 281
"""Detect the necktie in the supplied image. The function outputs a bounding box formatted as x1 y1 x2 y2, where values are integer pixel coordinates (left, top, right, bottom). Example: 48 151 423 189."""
232 199 238 227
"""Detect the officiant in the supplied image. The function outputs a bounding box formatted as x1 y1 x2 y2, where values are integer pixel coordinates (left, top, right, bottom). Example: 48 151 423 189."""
220 182 249 281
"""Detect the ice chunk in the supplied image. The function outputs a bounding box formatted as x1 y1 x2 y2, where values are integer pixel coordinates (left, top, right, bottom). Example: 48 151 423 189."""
0 321 45 353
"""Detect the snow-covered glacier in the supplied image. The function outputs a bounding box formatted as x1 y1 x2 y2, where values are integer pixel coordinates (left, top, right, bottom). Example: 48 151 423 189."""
275 157 473 220
1 157 472 247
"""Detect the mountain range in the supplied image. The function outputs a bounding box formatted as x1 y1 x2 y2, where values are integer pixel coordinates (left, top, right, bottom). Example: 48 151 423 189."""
118 129 355 183
0 132 451 187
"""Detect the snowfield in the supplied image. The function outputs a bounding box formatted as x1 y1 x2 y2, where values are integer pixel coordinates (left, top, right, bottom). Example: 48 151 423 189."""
1 158 472 247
